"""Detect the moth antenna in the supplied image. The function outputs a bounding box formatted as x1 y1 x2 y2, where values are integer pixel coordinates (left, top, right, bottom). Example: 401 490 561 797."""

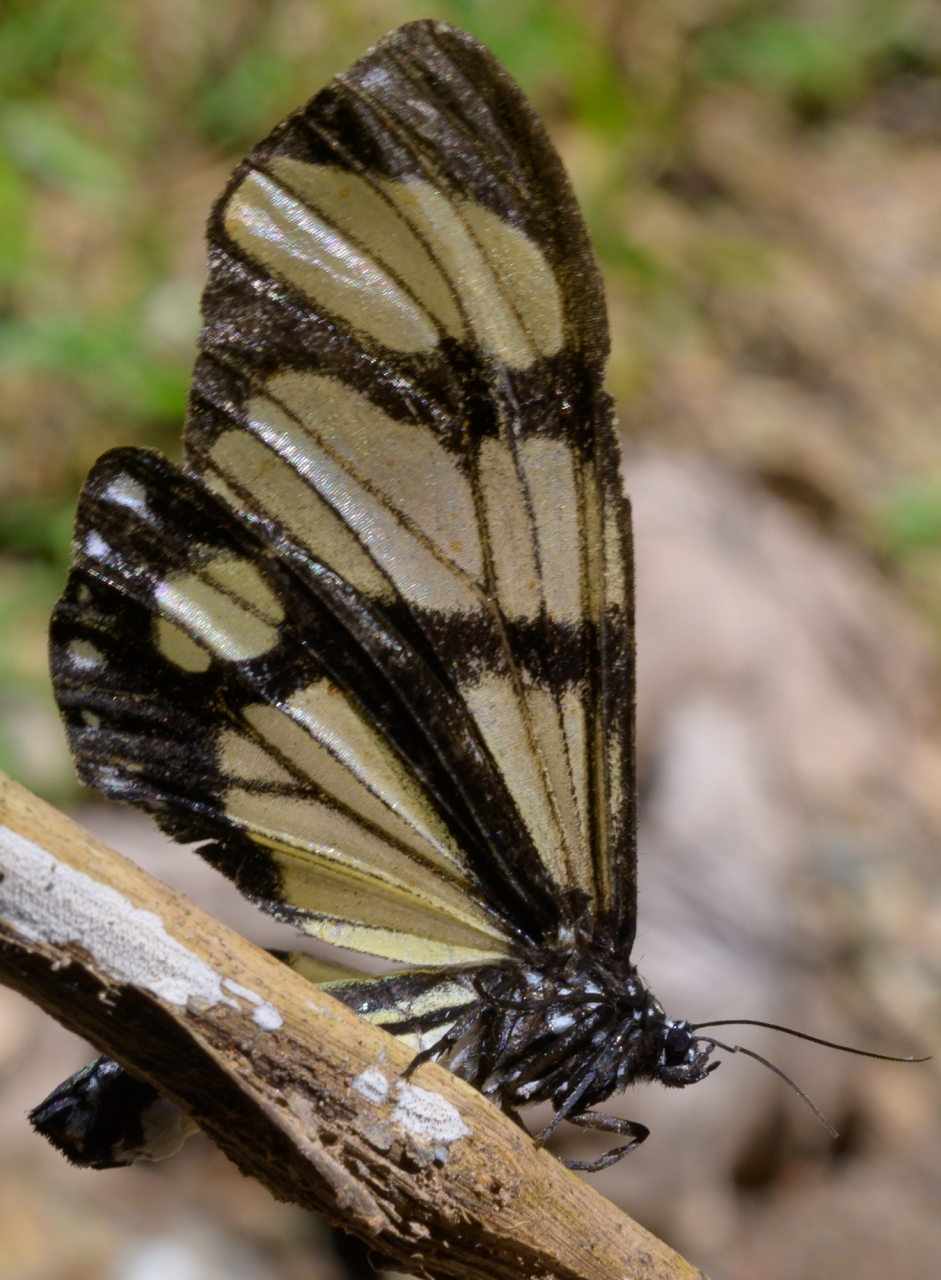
690 1019 930 1063
696 1036 838 1137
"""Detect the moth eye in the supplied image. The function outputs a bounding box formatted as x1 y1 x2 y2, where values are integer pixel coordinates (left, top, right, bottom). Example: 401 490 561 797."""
665 1027 691 1059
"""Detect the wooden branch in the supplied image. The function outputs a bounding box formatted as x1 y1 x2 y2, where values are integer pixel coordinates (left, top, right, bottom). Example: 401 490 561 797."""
0 771 704 1280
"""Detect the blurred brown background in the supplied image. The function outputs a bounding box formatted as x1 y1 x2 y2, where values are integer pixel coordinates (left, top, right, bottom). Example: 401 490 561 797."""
2 1 941 1277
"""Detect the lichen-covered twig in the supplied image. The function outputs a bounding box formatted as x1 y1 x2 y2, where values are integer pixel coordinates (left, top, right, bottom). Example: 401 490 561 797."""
0 770 704 1280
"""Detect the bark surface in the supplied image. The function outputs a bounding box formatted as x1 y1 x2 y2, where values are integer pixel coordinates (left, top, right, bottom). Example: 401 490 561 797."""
0 771 704 1280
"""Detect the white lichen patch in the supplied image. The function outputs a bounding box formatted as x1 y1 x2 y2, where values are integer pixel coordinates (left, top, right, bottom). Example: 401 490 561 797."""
0 825 281 1031
352 1067 390 1105
392 1081 472 1144
351 1064 470 1146
222 977 283 1029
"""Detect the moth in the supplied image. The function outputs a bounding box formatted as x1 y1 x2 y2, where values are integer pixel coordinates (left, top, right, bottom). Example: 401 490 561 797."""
33 19 918 1174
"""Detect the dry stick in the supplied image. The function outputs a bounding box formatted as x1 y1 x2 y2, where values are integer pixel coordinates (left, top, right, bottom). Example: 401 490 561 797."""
0 771 704 1280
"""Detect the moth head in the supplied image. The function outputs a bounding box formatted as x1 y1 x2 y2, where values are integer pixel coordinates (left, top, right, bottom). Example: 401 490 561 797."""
656 1019 718 1087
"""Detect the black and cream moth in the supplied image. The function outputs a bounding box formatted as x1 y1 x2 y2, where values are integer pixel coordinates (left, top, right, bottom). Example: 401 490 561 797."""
37 20 717 1173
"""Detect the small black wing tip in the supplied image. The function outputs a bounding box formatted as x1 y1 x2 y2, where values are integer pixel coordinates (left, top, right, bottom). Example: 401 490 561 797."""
346 20 499 86
372 18 468 47
28 1056 159 1171
28 1099 125 1171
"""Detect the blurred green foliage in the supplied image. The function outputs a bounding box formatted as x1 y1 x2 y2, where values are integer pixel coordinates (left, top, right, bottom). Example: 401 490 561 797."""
880 480 941 553
877 478 941 644
697 5 934 117
1 0 941 798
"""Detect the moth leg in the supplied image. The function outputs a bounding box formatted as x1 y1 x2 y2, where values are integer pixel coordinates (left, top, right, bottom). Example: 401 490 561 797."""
402 1044 438 1079
560 1110 650 1171
402 1005 482 1080
504 1107 535 1137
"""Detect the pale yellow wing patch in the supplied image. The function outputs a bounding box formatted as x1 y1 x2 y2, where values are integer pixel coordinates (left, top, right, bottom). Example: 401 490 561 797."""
209 659 513 965
225 170 440 355
242 683 466 878
154 617 211 673
384 177 555 369
285 953 364 986
268 371 483 580
225 787 508 966
518 438 584 626
231 797 499 937
268 158 464 341
457 197 563 358
282 681 455 857
460 672 568 887
231 394 481 616
208 428 396 602
523 684 590 895
476 438 541 622
154 550 283 664
299 915 504 967
229 158 563 371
